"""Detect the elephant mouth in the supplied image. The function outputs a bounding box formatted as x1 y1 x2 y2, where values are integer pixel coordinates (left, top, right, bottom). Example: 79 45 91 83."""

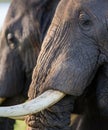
0 90 65 119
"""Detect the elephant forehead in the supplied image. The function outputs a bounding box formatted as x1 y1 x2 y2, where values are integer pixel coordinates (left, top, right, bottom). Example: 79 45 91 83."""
57 0 108 22
74 0 108 14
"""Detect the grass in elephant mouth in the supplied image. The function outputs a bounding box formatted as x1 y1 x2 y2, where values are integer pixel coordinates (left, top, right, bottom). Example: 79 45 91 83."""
14 120 26 130
14 114 78 129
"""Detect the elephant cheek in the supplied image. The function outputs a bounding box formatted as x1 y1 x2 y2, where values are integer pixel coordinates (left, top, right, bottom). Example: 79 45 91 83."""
38 55 99 96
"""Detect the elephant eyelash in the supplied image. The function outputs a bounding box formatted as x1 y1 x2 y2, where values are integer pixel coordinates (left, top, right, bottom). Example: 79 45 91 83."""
79 11 92 30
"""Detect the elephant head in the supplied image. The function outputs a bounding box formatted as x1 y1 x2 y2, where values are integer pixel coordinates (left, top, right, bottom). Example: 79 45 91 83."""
0 0 59 100
28 0 108 99
0 0 108 130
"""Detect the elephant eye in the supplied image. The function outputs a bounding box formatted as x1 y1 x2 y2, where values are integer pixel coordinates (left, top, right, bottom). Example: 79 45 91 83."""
7 33 16 49
7 33 14 42
79 11 92 30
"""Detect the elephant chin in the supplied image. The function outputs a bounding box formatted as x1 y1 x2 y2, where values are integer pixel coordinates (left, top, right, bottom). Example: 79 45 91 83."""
0 90 65 118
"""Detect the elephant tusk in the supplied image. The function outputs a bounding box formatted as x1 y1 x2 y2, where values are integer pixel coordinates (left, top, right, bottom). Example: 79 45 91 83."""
0 90 65 117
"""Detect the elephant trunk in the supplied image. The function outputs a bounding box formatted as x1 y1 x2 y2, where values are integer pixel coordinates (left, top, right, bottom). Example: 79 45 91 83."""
28 21 100 99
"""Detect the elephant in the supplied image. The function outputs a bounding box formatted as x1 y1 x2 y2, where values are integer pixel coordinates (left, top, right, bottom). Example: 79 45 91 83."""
0 0 108 130
25 0 108 129
0 0 59 129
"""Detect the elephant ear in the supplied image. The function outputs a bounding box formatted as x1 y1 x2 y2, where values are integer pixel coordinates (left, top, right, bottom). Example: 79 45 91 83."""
96 64 108 115
31 0 59 42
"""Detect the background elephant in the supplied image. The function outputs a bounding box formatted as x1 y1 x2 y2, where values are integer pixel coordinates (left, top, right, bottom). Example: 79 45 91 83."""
0 0 59 129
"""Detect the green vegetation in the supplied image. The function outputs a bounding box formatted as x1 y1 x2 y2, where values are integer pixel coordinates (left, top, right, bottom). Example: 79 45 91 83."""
14 120 27 130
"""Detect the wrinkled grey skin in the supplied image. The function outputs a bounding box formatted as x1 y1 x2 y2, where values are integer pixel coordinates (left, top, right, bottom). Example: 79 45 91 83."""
27 0 108 130
0 0 59 129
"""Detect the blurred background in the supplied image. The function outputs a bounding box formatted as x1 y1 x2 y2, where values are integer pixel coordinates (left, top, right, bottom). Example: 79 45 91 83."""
0 0 26 129
0 0 10 29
